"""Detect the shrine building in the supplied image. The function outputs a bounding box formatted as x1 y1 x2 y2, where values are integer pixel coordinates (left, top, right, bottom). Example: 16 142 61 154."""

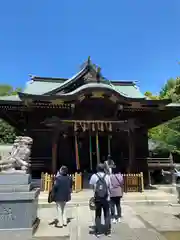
0 58 179 184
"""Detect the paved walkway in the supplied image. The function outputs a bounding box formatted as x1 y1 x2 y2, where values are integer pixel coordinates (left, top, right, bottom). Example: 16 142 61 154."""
34 186 180 240
33 204 180 239
70 205 167 240
38 189 177 208
34 207 72 239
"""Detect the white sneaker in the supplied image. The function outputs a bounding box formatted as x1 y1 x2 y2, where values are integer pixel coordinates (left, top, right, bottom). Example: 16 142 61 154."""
112 218 117 224
117 218 121 223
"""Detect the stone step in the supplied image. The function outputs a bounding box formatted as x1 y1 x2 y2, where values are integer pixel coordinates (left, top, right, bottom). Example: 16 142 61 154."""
39 190 177 201
33 237 69 240
38 190 178 209
38 199 177 209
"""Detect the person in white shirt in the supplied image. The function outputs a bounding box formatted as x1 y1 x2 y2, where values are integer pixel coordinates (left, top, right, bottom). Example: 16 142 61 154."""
89 163 111 237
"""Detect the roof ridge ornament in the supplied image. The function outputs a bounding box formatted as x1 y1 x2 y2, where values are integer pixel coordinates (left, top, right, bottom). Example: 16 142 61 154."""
28 74 36 80
80 56 100 73
80 57 104 83
80 56 92 70
87 56 91 65
96 66 101 83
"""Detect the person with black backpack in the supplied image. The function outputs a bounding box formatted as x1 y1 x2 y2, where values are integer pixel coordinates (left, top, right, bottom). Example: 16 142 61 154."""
89 163 111 237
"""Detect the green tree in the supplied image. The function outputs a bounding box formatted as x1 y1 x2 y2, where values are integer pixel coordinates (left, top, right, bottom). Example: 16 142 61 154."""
149 77 180 154
159 78 176 99
0 84 22 96
0 119 16 144
144 91 159 100
0 84 21 144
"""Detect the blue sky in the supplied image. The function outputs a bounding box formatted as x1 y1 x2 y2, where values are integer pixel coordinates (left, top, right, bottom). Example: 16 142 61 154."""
0 0 179 94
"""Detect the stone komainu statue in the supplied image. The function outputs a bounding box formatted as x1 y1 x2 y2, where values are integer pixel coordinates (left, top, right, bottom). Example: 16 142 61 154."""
0 136 33 173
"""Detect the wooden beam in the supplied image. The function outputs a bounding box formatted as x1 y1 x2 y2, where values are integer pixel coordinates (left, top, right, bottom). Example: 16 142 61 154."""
61 120 127 123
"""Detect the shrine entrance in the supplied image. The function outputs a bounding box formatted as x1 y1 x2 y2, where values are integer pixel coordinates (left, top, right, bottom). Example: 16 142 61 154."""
55 120 130 174
78 131 109 173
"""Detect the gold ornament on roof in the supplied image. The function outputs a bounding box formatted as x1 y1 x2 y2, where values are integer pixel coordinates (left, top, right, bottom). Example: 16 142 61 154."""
91 92 104 98
51 99 64 105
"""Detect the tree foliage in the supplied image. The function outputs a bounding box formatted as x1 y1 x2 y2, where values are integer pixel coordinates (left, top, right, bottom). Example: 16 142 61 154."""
144 91 159 100
159 77 180 102
0 85 21 144
148 77 180 154
0 85 22 96
0 119 16 144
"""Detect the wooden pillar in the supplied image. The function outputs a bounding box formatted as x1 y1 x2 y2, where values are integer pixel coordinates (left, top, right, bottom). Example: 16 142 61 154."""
51 128 60 174
137 127 149 187
96 131 100 165
52 142 57 174
170 153 176 185
75 133 80 171
128 129 135 173
89 134 93 171
108 135 111 156
148 171 152 186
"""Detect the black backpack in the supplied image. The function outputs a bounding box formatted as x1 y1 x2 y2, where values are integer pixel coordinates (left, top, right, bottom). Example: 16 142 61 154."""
94 174 108 199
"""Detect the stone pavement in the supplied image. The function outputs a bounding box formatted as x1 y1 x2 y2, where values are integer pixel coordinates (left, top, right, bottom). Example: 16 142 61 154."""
34 207 73 239
133 205 180 232
38 189 177 208
34 203 180 239
71 205 167 240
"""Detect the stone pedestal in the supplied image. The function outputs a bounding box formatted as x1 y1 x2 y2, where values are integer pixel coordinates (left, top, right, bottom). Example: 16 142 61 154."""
0 173 40 239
